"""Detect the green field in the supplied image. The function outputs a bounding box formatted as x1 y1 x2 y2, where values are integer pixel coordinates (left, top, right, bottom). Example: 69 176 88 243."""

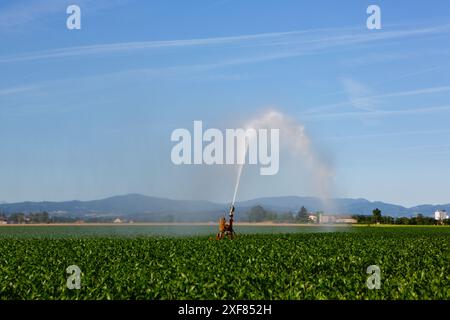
0 225 449 300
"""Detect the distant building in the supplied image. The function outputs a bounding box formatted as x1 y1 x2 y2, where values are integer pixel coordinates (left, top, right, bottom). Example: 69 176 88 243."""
308 215 318 223
113 218 123 224
319 215 357 224
435 210 448 224
0 219 7 225
335 217 358 224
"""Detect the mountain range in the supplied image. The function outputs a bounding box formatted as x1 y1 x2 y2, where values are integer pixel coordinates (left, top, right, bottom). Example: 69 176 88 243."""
0 194 448 221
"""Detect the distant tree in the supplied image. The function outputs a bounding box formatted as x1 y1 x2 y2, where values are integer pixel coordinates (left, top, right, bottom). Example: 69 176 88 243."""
165 214 175 223
372 208 382 224
248 205 267 222
355 213 435 226
352 214 370 224
395 217 409 225
247 206 277 222
276 212 295 223
297 206 309 223
416 214 424 225
378 214 394 224
29 211 50 223
10 212 26 224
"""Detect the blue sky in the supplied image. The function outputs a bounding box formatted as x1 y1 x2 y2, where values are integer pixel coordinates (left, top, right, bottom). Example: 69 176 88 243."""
1 0 450 207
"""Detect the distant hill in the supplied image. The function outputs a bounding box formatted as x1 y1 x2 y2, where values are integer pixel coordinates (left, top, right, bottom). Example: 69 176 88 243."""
236 196 448 216
0 194 224 221
237 196 413 216
0 194 448 220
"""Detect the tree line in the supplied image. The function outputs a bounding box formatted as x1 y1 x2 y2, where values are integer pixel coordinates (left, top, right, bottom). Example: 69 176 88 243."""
245 206 448 225
0 212 86 224
0 212 51 224
246 205 318 223
353 208 449 225
1 207 447 225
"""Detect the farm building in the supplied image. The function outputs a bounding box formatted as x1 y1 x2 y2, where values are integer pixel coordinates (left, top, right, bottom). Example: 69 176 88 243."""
319 215 357 224
435 210 448 223
335 217 358 224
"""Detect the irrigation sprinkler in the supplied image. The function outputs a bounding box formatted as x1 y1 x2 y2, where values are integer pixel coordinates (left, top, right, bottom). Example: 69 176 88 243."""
216 204 236 240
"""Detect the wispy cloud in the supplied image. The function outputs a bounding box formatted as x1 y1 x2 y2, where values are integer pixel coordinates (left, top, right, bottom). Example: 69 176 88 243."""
0 28 327 63
341 49 450 68
340 78 377 112
304 83 450 115
0 0 131 29
0 0 64 29
319 128 450 141
304 104 450 120
1 22 450 63
390 143 450 158
380 85 450 98
0 85 37 97
399 143 450 151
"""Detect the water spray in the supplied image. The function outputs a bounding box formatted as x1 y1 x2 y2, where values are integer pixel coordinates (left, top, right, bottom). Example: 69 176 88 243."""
215 110 335 239
231 140 250 207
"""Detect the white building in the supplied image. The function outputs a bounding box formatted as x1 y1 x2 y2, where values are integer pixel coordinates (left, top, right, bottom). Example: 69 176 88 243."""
319 214 357 224
434 210 448 221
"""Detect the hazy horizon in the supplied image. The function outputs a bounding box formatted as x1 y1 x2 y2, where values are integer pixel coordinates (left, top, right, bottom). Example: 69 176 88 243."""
1 192 449 209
